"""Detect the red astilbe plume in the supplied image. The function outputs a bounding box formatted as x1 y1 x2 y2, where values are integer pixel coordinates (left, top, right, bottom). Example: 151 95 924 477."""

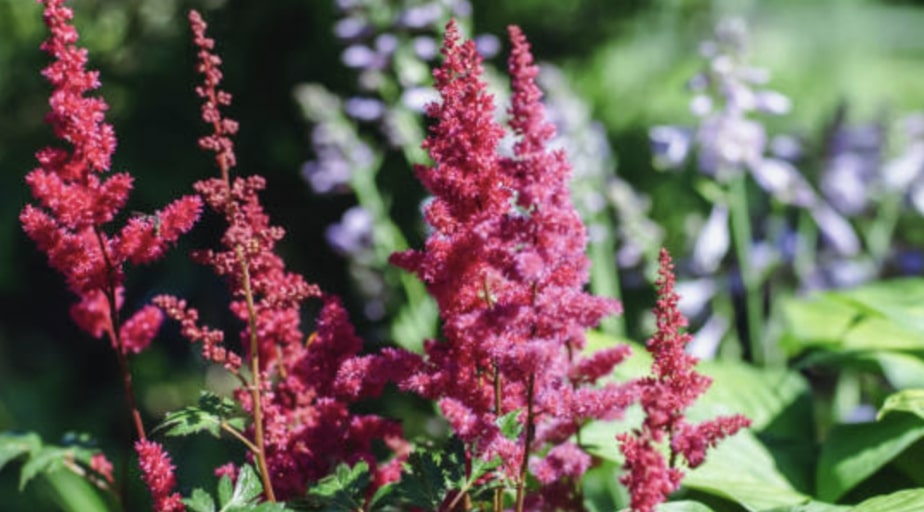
21 0 202 355
135 440 185 512
152 10 416 501
618 248 750 512
392 21 635 507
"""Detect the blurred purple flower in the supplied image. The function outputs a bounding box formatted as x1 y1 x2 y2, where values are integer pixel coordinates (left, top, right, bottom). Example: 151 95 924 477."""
326 206 374 256
650 125 693 170
475 33 500 58
345 97 386 121
692 205 729 274
398 3 443 29
809 204 860 256
413 36 440 61
750 158 815 207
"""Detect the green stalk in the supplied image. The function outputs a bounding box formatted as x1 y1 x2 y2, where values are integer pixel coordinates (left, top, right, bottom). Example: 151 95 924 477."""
728 173 763 365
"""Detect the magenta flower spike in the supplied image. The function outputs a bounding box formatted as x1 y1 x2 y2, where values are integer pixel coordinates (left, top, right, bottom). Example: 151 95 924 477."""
392 20 635 507
21 0 202 354
618 248 750 512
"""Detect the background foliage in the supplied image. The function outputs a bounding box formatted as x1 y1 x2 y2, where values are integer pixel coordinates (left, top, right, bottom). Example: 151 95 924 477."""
4 0 924 510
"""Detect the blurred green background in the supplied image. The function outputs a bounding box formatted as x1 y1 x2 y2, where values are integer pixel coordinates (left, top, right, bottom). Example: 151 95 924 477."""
2 0 924 509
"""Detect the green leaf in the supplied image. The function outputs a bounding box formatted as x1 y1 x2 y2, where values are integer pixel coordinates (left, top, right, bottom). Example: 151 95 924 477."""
19 446 66 490
156 391 245 439
816 414 924 502
394 439 467 509
683 429 809 511
850 488 924 512
779 294 859 355
184 488 217 512
43 469 111 512
497 410 523 441
217 473 233 507
655 501 715 511
0 431 42 472
223 464 264 510
303 461 370 511
760 501 850 512
879 389 924 421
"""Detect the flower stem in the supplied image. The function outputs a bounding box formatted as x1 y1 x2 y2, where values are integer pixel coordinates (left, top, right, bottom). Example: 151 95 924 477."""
236 246 276 502
514 374 535 512
493 362 503 512
728 173 763 365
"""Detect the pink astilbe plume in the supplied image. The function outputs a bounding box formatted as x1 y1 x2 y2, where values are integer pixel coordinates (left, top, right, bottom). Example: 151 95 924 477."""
21 0 202 354
392 20 635 504
135 440 185 512
151 10 416 500
618 248 750 512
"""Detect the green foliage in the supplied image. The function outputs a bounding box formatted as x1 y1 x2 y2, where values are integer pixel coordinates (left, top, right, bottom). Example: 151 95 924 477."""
155 391 247 439
184 464 292 512
0 431 99 490
301 461 372 511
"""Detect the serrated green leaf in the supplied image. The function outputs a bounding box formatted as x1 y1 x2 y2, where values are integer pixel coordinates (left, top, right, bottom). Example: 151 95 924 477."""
224 464 263 509
850 488 924 512
0 431 42 472
367 481 396 511
303 461 370 511
817 414 924 502
218 473 234 507
879 389 924 421
184 488 216 512
395 440 468 509
157 406 224 438
683 429 809 511
19 446 67 490
497 410 523 441
156 391 246 439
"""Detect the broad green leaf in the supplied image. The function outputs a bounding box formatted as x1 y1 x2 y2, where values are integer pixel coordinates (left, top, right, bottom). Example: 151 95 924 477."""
655 501 715 511
43 468 111 512
850 488 924 512
779 294 858 355
761 502 849 512
816 414 924 502
184 488 217 512
0 431 41 471
19 446 66 490
879 389 924 421
859 352 924 390
835 278 924 335
683 429 809 511
303 461 370 511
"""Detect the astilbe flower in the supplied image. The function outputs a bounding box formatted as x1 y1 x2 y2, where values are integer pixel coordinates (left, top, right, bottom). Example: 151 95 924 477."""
618 249 750 512
21 0 202 355
136 440 185 512
392 21 635 504
153 11 415 501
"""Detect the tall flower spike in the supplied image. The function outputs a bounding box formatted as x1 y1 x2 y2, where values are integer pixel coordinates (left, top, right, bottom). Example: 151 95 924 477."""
618 248 750 512
170 11 414 501
393 22 633 508
22 0 202 351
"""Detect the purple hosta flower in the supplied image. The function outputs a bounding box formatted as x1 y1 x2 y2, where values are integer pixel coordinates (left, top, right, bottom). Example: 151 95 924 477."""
295 85 375 194
650 125 694 170
822 120 885 216
326 206 375 257
884 113 924 214
344 96 386 122
750 158 815 208
691 205 729 274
